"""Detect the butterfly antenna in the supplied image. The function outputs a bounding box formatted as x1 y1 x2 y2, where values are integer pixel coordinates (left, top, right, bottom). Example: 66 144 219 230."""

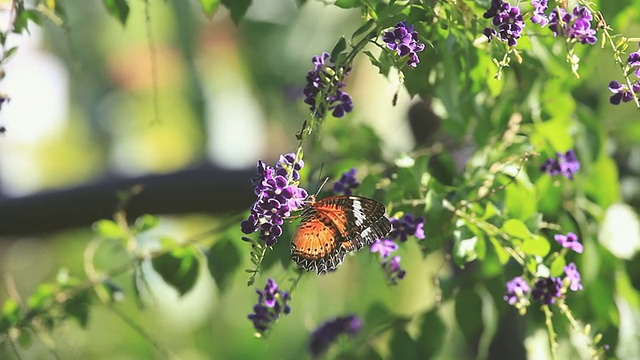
315 177 330 197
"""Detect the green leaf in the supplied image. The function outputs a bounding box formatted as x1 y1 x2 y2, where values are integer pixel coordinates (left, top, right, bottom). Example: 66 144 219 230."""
27 284 55 309
501 219 531 240
550 256 566 277
520 234 550 257
0 299 21 332
133 214 159 234
92 219 126 240
13 9 40 34
352 19 376 41
488 236 510 264
524 213 543 234
481 201 501 221
199 0 220 18
417 309 446 358
330 36 347 63
152 249 200 296
17 329 32 349
2 47 18 62
206 238 241 293
453 222 480 266
102 0 129 25
335 0 360 9
64 290 91 328
221 0 251 24
454 288 483 346
389 330 418 359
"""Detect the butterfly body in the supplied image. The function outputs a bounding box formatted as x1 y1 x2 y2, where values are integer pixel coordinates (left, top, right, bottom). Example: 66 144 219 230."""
291 196 392 274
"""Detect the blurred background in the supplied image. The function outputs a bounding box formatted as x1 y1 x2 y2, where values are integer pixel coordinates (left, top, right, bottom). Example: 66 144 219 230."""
0 0 638 359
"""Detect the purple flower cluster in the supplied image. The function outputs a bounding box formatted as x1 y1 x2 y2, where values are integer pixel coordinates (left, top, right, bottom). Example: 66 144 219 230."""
303 52 353 119
333 168 360 196
629 44 640 77
382 21 425 67
382 256 406 284
529 264 583 305
609 81 640 105
370 239 405 284
247 278 291 335
532 276 563 305
539 149 580 180
564 262 583 291
504 276 531 306
482 0 525 47
609 43 640 105
308 315 362 358
241 153 308 246
530 0 549 26
547 6 597 45
388 213 425 242
505 263 584 308
554 232 584 253
370 239 398 258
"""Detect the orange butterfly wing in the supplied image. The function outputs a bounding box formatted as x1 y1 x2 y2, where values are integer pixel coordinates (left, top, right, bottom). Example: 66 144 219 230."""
291 196 392 274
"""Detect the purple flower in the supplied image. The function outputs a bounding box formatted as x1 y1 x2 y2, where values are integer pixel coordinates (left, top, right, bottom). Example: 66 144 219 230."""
548 6 597 45
532 277 562 305
483 0 525 47
628 43 640 77
530 0 549 26
563 262 583 291
540 150 580 180
370 239 398 258
248 278 292 336
504 276 531 305
608 80 640 105
382 21 425 67
382 256 406 284
304 52 353 119
241 154 308 246
388 213 425 242
333 168 359 196
370 237 404 284
554 232 584 253
308 315 362 358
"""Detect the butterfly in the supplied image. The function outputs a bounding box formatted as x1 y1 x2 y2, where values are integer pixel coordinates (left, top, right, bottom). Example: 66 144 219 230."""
291 195 392 274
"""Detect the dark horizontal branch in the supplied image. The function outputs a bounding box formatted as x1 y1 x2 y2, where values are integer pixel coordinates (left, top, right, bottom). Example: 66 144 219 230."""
0 165 256 237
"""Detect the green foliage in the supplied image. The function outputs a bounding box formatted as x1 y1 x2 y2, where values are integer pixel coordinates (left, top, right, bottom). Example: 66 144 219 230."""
199 0 220 18
1 0 640 359
151 246 200 296
207 237 241 292
102 0 130 25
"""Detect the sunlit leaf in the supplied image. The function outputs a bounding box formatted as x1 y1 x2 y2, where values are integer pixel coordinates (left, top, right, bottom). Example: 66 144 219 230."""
199 0 220 18
133 214 159 234
550 255 566 277
92 219 125 240
520 235 550 257
501 219 531 240
453 221 480 265
335 0 360 9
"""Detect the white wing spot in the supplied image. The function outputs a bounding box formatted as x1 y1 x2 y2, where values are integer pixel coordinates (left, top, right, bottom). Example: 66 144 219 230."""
351 199 365 226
